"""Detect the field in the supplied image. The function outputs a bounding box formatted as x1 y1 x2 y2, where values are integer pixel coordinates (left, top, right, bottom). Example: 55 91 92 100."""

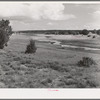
0 33 100 88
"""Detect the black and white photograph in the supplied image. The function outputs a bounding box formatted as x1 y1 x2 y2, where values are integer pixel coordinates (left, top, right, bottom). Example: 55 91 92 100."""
0 1 100 88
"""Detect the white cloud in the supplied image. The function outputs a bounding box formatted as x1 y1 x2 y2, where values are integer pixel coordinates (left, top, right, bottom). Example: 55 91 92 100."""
0 3 27 17
29 3 75 20
92 10 100 23
83 23 100 30
85 6 100 29
0 3 75 21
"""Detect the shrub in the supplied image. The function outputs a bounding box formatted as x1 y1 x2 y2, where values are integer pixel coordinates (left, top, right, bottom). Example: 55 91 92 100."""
87 35 91 37
47 61 68 72
47 61 61 71
76 78 97 88
0 19 12 49
77 57 96 67
25 39 37 54
41 78 52 85
92 36 96 38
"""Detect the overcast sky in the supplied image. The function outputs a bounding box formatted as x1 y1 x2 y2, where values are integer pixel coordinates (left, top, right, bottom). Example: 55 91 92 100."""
0 2 100 31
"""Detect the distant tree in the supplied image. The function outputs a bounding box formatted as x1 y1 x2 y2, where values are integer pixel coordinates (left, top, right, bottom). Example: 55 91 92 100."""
81 29 89 35
78 30 82 34
93 29 97 34
64 31 69 35
68 30 76 35
97 29 100 35
0 19 12 49
58 31 65 35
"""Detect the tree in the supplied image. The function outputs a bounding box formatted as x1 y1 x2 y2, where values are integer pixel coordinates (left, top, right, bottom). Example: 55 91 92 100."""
97 29 100 35
0 19 12 49
93 29 97 34
81 29 89 35
25 39 37 54
68 30 76 35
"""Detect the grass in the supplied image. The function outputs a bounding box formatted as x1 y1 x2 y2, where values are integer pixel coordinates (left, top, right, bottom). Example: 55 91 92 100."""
0 34 99 88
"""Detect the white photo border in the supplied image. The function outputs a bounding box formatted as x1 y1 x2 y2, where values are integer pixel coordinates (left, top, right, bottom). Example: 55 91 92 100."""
0 1 100 99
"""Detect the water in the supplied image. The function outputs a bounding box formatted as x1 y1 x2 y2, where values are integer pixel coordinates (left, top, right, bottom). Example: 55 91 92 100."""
61 44 100 51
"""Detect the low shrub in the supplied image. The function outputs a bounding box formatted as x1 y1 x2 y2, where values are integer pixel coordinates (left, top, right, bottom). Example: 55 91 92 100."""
20 59 32 64
47 61 69 72
76 78 97 88
92 36 96 38
41 78 52 85
77 57 96 67
87 35 91 37
25 39 37 54
47 61 61 71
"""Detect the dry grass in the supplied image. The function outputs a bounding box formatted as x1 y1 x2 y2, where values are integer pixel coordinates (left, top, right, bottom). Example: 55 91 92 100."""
0 34 99 88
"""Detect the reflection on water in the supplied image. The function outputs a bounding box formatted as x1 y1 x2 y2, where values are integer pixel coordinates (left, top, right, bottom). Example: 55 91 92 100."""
61 44 100 51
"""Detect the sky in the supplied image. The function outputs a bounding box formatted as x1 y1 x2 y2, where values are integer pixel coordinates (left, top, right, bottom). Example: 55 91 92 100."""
0 2 100 31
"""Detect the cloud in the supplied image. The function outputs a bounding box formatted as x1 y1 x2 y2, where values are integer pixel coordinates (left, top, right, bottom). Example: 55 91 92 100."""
0 3 75 21
92 10 100 20
0 3 27 17
89 9 100 29
28 3 76 20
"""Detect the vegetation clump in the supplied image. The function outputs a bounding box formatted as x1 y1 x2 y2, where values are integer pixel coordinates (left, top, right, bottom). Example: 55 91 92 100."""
77 57 96 67
76 78 97 88
47 61 63 71
25 39 37 54
92 36 96 38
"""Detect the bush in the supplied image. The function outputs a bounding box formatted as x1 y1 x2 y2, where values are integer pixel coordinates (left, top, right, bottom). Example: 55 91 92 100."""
0 19 12 49
47 61 61 71
47 61 69 72
77 57 96 67
87 35 91 37
76 78 97 88
25 39 37 54
92 36 96 38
